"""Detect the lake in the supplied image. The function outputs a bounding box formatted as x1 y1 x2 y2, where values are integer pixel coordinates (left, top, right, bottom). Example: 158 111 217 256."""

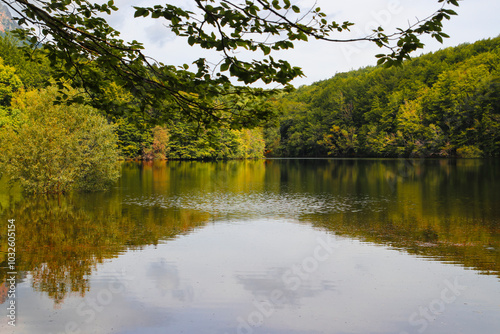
1 159 499 334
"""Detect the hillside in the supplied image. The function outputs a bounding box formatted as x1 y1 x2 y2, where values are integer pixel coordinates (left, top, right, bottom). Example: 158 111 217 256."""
0 4 19 33
266 36 500 158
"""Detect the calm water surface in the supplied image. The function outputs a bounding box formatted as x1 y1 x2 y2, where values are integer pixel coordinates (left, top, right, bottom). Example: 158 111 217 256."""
1 159 499 334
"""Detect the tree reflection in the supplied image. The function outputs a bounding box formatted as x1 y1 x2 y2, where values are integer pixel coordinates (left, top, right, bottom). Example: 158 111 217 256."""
1 158 499 307
0 192 209 306
293 159 500 277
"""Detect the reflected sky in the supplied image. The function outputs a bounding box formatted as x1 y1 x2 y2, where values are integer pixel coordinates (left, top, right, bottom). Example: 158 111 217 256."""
1 159 499 333
2 219 500 334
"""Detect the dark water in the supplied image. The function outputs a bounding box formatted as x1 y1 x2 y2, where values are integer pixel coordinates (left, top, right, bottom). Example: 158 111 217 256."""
1 159 499 334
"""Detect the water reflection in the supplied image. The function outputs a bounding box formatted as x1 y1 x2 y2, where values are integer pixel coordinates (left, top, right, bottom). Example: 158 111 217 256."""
0 189 209 306
147 259 194 302
124 159 500 277
236 267 337 309
0 159 499 333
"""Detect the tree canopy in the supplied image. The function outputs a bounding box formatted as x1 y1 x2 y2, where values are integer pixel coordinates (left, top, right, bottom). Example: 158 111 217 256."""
267 36 500 158
2 0 459 127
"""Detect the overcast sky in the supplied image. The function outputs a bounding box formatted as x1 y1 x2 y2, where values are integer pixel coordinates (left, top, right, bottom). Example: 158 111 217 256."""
104 0 499 87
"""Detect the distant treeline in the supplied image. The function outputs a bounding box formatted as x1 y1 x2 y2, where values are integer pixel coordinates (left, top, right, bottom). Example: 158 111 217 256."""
266 36 500 158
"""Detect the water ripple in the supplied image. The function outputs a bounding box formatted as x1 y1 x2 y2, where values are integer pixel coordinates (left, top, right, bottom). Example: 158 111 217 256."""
124 191 386 218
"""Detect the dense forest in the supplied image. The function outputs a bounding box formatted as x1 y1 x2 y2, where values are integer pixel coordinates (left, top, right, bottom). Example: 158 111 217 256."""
1 31 500 192
268 36 500 158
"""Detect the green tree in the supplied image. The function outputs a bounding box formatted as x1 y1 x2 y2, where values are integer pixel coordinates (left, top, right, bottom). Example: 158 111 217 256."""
0 34 52 89
0 57 22 106
0 57 23 129
319 125 359 156
231 129 266 159
0 86 120 193
164 120 265 160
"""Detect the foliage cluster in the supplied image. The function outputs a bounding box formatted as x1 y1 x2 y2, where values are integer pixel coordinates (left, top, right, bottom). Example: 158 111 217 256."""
117 119 265 161
268 37 500 158
0 86 120 193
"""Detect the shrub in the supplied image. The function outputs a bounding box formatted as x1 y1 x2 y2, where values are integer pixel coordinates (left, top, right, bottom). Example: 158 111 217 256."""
0 86 120 193
456 145 483 158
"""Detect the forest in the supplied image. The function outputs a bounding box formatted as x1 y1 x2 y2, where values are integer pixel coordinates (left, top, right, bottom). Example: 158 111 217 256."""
268 36 500 158
1 34 500 193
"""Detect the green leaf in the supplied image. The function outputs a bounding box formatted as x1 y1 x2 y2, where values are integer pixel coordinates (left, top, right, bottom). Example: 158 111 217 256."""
261 45 271 55
133 7 148 18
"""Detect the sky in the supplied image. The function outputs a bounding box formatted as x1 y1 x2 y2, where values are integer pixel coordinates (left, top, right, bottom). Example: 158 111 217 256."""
103 0 500 87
